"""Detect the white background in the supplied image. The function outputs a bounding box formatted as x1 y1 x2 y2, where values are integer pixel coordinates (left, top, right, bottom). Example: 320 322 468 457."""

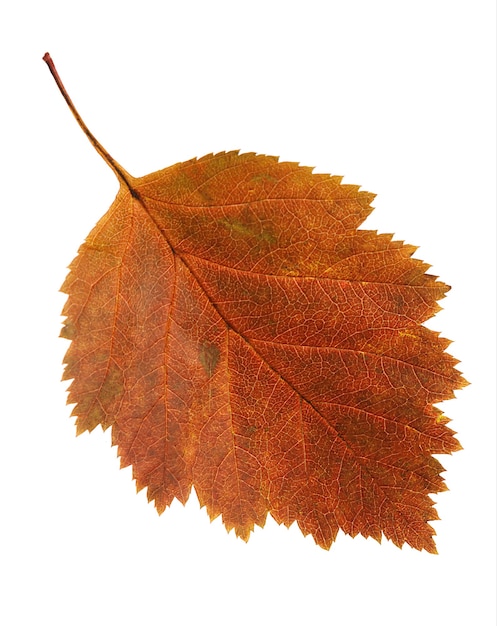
1 1 495 624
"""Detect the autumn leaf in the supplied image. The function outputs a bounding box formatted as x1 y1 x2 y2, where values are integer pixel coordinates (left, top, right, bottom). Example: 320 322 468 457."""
45 53 466 553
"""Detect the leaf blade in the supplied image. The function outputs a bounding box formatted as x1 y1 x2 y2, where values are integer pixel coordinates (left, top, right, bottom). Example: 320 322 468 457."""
62 151 466 552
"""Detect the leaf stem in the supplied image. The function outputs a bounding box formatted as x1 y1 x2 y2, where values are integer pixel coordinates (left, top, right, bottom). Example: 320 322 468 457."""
43 52 133 188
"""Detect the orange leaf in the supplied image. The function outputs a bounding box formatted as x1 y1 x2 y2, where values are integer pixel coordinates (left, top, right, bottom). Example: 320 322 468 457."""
45 53 467 552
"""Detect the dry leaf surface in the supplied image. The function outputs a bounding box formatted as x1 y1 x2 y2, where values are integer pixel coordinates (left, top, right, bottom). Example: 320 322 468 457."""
46 54 466 552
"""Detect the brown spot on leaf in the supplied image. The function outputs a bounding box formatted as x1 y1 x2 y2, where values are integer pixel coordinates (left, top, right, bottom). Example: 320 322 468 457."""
199 342 220 378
